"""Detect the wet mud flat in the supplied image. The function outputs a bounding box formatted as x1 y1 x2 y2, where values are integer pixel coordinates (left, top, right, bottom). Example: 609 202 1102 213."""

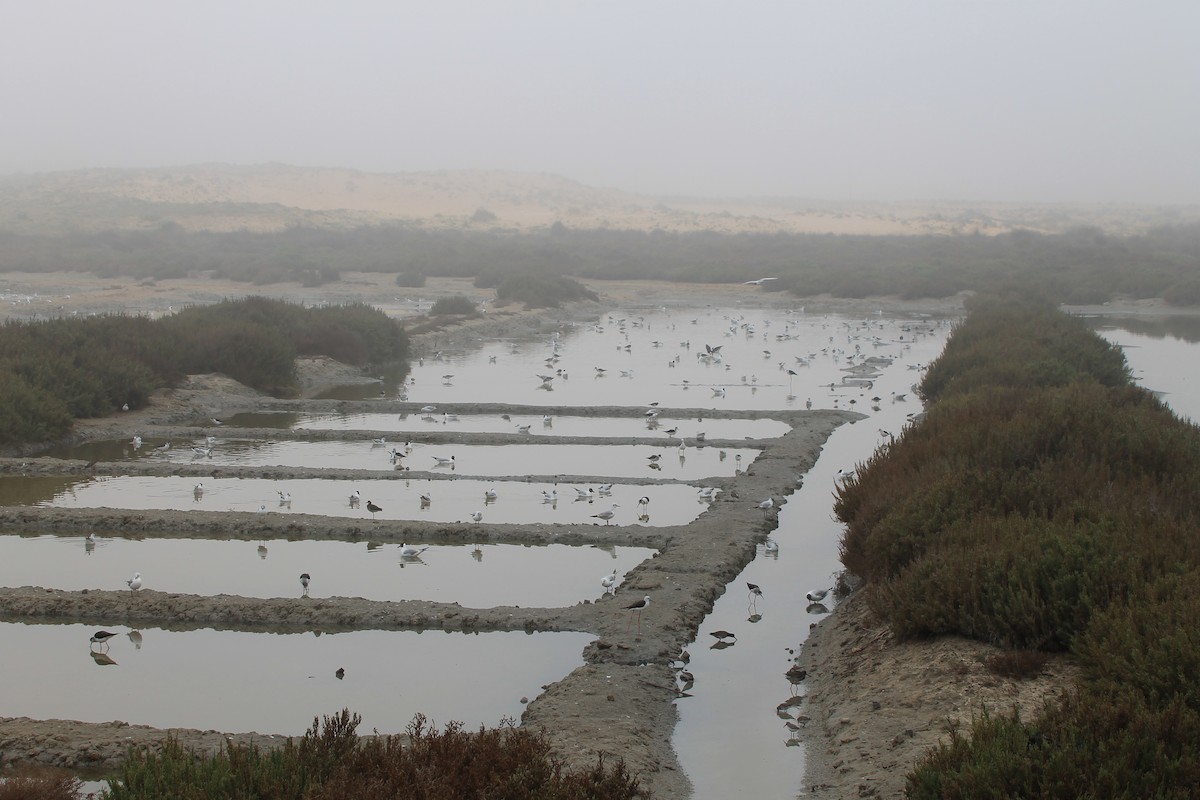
0 384 856 798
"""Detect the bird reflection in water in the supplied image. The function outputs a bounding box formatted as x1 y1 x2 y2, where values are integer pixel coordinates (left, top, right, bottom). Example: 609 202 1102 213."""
127 630 143 650
90 650 118 667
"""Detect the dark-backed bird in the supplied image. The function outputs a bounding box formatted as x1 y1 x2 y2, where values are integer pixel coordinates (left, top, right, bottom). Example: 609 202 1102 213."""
625 595 651 630
747 582 763 600
90 630 119 649
710 630 737 642
366 500 382 518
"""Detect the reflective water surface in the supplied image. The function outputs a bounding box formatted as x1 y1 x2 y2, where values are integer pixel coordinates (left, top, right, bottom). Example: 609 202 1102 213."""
0 535 653 607
1 475 709 527
229 411 792 440
0 622 591 734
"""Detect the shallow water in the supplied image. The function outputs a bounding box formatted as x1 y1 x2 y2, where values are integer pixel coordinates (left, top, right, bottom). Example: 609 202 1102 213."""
0 535 654 607
45 439 759 481
1092 316 1200 424
2 475 709 527
0 622 591 734
4 302 956 794
229 411 792 440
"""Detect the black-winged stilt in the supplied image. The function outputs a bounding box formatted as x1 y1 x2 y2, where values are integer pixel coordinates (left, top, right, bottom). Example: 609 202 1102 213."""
90 630 119 649
625 595 650 630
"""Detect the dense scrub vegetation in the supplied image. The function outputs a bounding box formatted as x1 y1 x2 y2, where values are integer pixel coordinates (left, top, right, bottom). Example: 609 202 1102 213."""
101 710 641 800
428 295 478 316
1 222 1197 304
0 297 407 446
491 274 599 308
833 296 1200 796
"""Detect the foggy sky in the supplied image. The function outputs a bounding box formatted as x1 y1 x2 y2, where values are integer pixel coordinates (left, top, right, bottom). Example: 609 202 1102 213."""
3 1 1198 204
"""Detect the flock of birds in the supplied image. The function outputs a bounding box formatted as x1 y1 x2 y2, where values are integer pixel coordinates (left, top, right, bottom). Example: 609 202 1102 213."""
83 302 937 724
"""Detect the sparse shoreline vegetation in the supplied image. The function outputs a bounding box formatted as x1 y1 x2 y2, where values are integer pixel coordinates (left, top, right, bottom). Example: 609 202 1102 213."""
0 297 407 446
1 222 1197 305
834 294 1200 797
100 711 642 799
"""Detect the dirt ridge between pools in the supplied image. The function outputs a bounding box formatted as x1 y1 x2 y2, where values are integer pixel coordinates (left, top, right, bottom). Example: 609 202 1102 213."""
0 369 855 798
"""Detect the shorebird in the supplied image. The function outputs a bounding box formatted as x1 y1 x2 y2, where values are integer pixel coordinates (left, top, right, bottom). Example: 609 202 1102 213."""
601 569 618 595
591 503 620 525
126 572 142 594
193 483 204 499
757 497 775 510
90 630 119 650
154 441 171 451
806 588 831 603
420 492 432 507
366 500 382 519
484 488 498 502
542 488 558 503
710 630 736 642
211 417 224 425
647 453 662 462
433 455 456 466
470 511 483 524
349 490 361 508
637 496 650 517
747 582 764 604
574 487 594 500
300 573 311 595
625 595 650 630
835 468 857 483
400 543 428 558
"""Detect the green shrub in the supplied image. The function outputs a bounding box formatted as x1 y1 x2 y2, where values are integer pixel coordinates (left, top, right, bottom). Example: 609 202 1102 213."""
495 275 598 308
430 295 478 316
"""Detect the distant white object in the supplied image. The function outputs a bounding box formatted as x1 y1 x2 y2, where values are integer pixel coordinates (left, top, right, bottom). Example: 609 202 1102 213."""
126 572 143 594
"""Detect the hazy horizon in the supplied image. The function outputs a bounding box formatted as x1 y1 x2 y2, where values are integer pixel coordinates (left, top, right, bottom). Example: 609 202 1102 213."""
3 1 1198 205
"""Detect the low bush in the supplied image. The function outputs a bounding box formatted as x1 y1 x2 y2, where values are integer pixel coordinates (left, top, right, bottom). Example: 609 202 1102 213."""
103 710 642 800
0 298 409 446
834 297 1200 794
429 295 478 316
